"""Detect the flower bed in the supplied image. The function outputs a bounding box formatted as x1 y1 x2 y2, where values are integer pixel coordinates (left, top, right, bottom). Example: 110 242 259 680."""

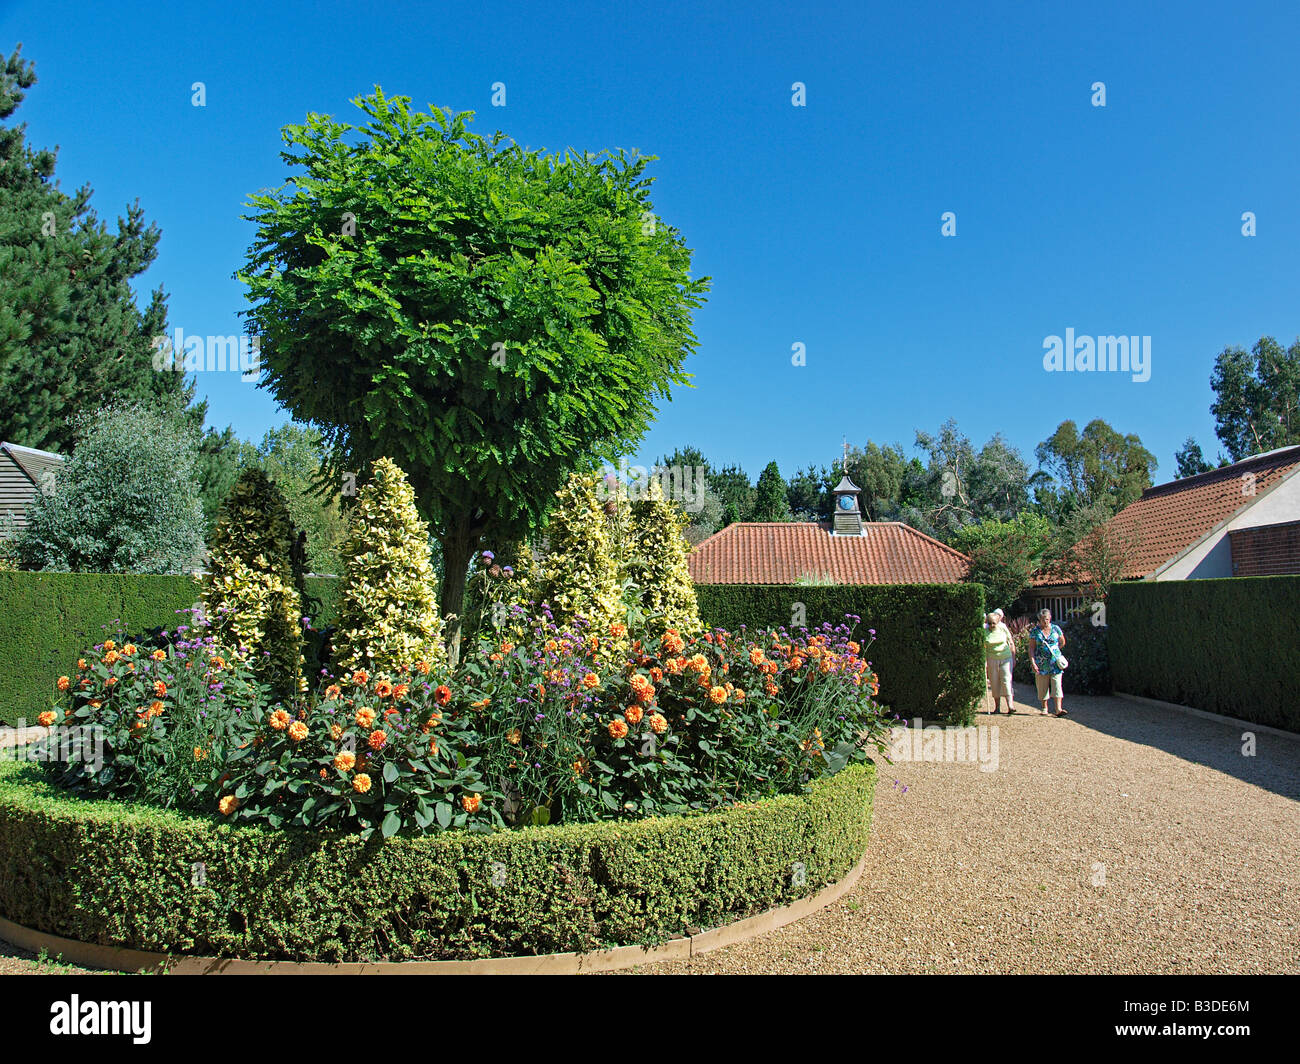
0 756 874 962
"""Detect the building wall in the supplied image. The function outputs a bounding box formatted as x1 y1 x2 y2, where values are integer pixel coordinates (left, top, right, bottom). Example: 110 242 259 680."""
0 451 36 535
1230 520 1300 576
1157 471 1300 580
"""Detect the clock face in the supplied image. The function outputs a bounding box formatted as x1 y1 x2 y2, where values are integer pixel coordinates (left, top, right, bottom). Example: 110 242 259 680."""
838 495 855 511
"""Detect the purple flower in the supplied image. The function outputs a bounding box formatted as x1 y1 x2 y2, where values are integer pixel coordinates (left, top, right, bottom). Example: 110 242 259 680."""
482 550 495 562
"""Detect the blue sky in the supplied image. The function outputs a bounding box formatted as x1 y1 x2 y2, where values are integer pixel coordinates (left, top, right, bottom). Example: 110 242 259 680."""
4 0 1298 485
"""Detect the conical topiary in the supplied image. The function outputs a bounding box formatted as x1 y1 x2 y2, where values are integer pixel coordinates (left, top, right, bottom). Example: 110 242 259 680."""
204 468 305 697
332 457 445 676
624 478 702 637
533 473 623 637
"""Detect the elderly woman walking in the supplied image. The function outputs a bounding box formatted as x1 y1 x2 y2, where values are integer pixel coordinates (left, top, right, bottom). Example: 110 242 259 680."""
1029 608 1067 717
983 611 1016 713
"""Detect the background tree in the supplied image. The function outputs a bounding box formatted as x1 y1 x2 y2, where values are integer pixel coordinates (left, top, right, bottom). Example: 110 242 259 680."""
952 512 1053 611
1034 418 1156 520
786 463 831 520
0 45 195 453
1210 336 1300 461
1173 436 1213 479
10 399 205 573
707 464 755 523
750 461 792 521
239 91 708 661
1043 502 1142 605
656 444 724 541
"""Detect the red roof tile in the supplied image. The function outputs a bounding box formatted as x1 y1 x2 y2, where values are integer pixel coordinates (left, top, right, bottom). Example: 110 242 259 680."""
1035 445 1300 586
688 522 970 585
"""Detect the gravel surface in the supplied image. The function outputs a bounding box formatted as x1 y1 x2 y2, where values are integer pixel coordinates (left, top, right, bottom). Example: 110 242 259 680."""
2 686 1296 975
623 684 1300 974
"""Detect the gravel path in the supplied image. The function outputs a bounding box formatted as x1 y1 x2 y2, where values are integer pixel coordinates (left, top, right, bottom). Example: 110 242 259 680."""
624 684 1300 974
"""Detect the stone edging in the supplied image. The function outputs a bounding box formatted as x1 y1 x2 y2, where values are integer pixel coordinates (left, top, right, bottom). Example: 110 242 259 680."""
0 852 868 974
1114 692 1300 742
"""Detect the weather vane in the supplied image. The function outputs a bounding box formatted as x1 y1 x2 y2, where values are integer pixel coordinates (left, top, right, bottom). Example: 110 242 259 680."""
842 436 849 474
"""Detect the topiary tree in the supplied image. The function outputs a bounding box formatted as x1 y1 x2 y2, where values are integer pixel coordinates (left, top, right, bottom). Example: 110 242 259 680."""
624 479 702 637
10 400 206 574
204 468 305 698
332 457 445 676
532 473 623 636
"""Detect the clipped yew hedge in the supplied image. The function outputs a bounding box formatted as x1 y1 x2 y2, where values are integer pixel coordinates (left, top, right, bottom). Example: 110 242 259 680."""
695 584 985 725
0 758 874 962
1108 577 1300 732
0 572 338 726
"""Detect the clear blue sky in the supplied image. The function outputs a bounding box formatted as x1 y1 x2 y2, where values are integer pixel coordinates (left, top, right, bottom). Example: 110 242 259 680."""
4 0 1298 484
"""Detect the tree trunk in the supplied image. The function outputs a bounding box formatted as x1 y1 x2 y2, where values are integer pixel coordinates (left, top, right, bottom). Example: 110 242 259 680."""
440 512 476 666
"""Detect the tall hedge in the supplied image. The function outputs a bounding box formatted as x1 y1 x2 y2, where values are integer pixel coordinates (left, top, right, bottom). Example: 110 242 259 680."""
0 572 338 726
694 584 985 725
1108 577 1300 732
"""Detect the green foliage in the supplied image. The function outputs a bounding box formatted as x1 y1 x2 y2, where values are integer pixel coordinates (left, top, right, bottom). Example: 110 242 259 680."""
247 424 347 575
0 46 196 455
532 473 623 636
332 457 445 676
0 571 337 726
953 513 1053 610
204 469 305 697
0 757 872 961
1209 336 1300 462
0 572 200 726
1107 577 1300 731
238 90 710 647
9 400 206 574
694 584 985 725
1010 614 1110 695
1173 436 1214 479
1033 418 1157 520
709 465 756 524
623 480 702 637
751 461 792 522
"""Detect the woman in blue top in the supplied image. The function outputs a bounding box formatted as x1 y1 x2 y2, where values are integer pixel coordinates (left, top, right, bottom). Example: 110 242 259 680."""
1029 608 1067 717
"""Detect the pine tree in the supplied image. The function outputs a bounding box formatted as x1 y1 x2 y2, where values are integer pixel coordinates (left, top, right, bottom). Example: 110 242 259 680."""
533 473 623 636
332 457 445 676
751 461 792 521
0 45 195 453
204 468 304 697
624 479 702 637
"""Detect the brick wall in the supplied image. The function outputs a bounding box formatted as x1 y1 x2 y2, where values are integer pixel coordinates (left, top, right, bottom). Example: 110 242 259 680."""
1229 521 1300 577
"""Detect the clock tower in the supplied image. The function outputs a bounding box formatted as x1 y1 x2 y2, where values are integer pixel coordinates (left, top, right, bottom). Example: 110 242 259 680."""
831 440 864 536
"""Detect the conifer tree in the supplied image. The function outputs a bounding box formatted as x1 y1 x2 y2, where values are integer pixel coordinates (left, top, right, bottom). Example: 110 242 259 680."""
333 457 445 676
532 473 623 637
0 45 194 452
204 469 304 697
624 479 702 637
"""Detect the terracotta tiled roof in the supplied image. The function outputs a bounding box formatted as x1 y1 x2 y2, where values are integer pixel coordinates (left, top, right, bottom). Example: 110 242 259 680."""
688 522 970 585
1035 445 1300 587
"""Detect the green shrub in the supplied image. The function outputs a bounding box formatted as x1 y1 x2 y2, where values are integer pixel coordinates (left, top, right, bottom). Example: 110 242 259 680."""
623 479 702 637
1107 577 1300 731
0 757 874 962
694 584 985 725
9 400 206 574
204 469 305 698
531 474 623 636
332 458 445 676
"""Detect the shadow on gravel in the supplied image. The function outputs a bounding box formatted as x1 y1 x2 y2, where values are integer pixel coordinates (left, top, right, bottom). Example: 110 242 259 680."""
1011 683 1300 802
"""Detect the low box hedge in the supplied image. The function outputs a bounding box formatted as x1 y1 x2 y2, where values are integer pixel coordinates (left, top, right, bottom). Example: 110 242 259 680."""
695 584 985 725
0 757 874 962
0 572 338 726
1108 576 1300 732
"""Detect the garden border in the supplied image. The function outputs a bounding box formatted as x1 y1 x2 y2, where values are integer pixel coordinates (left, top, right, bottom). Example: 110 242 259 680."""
0 849 867 974
0 759 875 968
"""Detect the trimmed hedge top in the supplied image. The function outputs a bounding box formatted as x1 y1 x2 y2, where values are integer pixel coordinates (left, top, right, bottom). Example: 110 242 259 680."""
695 583 985 725
0 757 874 963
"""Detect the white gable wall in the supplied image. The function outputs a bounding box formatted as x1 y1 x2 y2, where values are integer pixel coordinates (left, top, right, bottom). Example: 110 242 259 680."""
1156 470 1300 580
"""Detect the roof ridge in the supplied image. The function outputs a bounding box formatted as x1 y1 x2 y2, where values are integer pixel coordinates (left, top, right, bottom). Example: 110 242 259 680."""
1141 445 1300 497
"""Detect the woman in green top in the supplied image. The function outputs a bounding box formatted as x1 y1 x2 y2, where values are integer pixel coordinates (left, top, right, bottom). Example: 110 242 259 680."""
983 611 1016 714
